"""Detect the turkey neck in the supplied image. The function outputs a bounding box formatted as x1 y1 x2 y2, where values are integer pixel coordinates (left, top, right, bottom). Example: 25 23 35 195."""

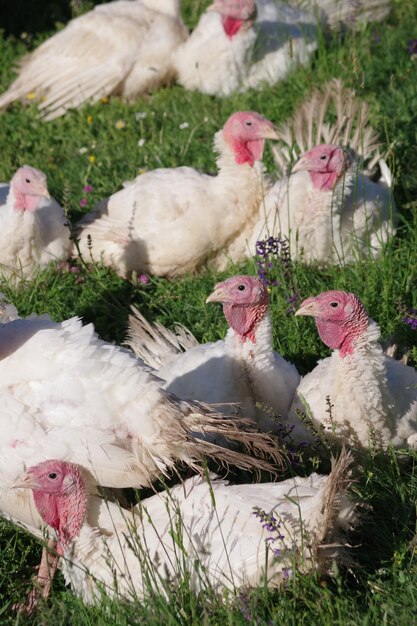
8 187 41 213
308 164 355 211
2 189 43 256
224 300 269 345
224 308 275 378
210 132 266 241
214 131 266 174
213 133 266 211
225 311 277 430
222 16 247 38
316 303 368 358
328 321 396 442
286 166 355 262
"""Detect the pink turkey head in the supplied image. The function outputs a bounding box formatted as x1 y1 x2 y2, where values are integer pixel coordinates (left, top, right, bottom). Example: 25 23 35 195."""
292 144 352 191
295 290 369 357
206 275 269 343
10 165 51 213
207 0 256 38
14 459 88 546
223 111 278 166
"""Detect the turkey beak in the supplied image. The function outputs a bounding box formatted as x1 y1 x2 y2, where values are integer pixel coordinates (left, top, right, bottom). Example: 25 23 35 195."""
292 155 310 174
33 181 51 199
206 284 228 304
12 471 40 490
261 124 279 141
295 298 319 317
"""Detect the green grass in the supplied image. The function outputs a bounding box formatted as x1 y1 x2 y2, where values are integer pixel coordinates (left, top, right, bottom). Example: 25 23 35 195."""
1 0 417 623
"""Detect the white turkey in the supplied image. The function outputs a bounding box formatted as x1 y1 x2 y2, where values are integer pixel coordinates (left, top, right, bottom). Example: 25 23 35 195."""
0 165 72 282
290 290 417 449
253 80 397 264
289 0 392 30
174 0 318 97
12 452 356 608
252 142 397 264
0 0 188 120
76 111 279 277
0 303 282 610
128 275 300 433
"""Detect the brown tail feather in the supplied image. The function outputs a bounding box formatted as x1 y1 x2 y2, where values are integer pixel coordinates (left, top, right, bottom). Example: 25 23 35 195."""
315 448 359 570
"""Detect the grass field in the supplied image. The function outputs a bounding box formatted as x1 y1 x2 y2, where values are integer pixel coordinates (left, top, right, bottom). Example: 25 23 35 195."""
1 0 417 623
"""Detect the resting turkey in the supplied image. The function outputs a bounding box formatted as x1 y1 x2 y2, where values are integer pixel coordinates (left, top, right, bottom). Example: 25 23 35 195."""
76 111 278 277
174 0 318 97
251 143 397 264
0 0 188 120
128 275 300 433
13 453 356 607
0 307 283 573
290 290 417 449
0 166 71 282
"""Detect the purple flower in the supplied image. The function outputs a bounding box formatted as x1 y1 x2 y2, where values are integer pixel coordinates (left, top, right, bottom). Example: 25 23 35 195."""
253 505 286 560
403 307 417 330
83 184 93 193
255 235 299 311
263 523 276 532
404 316 417 330
79 197 88 207
138 274 150 285
408 39 417 56
237 591 252 623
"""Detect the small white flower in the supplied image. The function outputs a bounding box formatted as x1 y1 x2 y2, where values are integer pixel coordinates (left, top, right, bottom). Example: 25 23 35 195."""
135 112 147 121
138 138 146 148
179 122 189 130
79 147 88 154
204 116 209 122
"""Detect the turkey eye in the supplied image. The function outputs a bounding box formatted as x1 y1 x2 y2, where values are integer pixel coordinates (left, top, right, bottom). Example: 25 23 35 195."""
25 178 31 183
48 472 58 480
320 156 327 160
237 285 246 291
330 302 338 308
245 121 253 126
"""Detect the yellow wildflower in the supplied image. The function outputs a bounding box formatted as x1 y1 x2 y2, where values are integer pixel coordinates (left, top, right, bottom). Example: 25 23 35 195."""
138 168 147 175
101 96 109 104
88 155 96 164
115 119 126 130
87 115 93 125
26 91 36 100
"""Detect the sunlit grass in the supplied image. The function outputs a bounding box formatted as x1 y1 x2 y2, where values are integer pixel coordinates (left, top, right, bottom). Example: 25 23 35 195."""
0 0 417 622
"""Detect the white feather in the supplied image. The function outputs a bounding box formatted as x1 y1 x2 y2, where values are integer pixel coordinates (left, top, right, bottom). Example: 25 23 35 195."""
128 308 300 433
289 320 417 449
14 453 357 604
0 178 71 282
174 1 318 97
0 311 280 522
291 0 392 30
0 0 188 119
250 153 397 264
76 129 271 277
